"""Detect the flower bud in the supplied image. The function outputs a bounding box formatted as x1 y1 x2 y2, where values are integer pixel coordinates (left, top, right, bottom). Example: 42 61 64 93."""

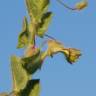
66 48 81 64
75 1 88 10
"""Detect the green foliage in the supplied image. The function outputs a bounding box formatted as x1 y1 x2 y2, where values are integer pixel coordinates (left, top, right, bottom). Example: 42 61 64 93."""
20 80 40 96
26 0 49 22
22 49 43 74
17 17 29 48
0 0 87 95
17 0 52 47
36 12 53 37
11 56 29 92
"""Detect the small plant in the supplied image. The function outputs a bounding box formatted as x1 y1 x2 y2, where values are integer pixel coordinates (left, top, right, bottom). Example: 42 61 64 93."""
0 0 87 96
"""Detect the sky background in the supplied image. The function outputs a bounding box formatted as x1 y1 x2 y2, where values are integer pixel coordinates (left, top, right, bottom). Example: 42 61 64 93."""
0 0 96 96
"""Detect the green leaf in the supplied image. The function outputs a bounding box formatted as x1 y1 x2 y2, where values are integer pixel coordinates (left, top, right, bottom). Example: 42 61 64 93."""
19 80 40 96
26 0 49 21
29 80 40 96
41 40 81 64
17 17 29 48
11 55 29 92
22 48 43 74
37 12 53 37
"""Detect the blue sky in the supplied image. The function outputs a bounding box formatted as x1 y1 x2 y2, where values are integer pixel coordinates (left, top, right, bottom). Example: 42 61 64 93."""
0 0 96 96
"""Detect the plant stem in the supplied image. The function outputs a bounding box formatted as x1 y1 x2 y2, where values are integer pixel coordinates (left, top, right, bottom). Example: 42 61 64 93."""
45 34 56 41
29 20 37 46
56 0 76 10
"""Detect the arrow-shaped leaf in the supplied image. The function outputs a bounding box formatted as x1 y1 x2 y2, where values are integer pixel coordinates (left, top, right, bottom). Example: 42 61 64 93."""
17 17 29 48
26 0 49 22
11 55 29 92
37 12 53 38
